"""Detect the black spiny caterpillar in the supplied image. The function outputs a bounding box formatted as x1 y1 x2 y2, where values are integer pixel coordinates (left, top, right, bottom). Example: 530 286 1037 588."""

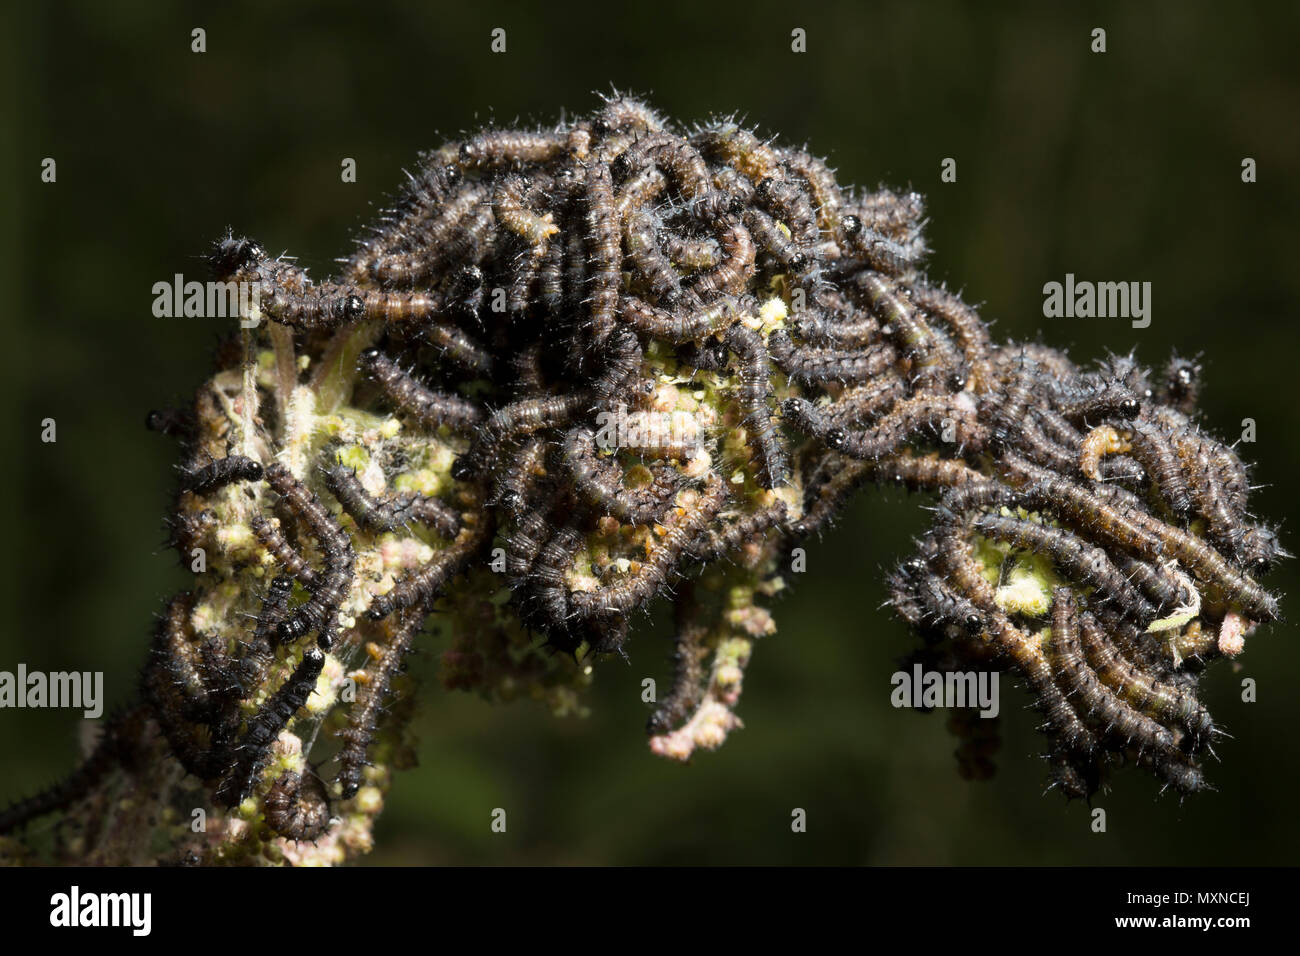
0 95 1284 864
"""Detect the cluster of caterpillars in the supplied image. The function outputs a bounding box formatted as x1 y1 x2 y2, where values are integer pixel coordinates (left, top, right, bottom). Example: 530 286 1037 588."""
0 95 1284 847
869 343 1284 796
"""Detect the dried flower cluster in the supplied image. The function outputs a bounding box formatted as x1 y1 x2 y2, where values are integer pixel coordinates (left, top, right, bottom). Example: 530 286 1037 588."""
0 95 1283 863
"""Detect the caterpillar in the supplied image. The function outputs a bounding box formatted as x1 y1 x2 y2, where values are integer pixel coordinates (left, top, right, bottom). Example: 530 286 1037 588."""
236 574 296 693
344 162 464 282
250 515 321 591
690 500 789 566
625 209 684 304
141 593 222 779
365 517 492 620
358 348 484 432
591 326 645 410
214 645 325 807
581 162 622 350
523 522 587 631
460 128 569 168
1126 418 1195 516
414 319 495 374
768 330 893 385
145 407 196 441
646 584 711 735
1155 356 1202 416
744 207 812 273
321 461 461 539
1078 610 1215 744
263 769 331 842
0 707 146 835
1048 590 1180 763
569 476 728 622
785 393 986 460
337 611 423 799
263 464 356 644
621 294 740 344
561 426 681 525
854 271 948 380
179 455 263 494
789 304 882 349
453 392 590 480
688 219 755 299
755 168 819 245
491 437 548 517
968 512 1156 624
659 231 721 271
724 322 788 487
366 184 494 288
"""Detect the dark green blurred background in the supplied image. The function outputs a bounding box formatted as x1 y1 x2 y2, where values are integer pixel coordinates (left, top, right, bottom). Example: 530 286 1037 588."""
3 0 1298 864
